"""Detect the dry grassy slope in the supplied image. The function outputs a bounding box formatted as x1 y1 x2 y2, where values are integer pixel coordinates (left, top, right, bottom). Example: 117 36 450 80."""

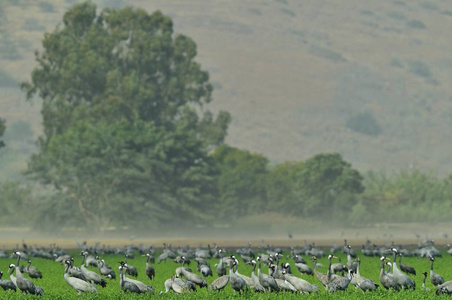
1 0 452 180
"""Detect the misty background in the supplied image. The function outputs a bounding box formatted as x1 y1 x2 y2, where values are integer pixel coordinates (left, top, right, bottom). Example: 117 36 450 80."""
0 0 451 240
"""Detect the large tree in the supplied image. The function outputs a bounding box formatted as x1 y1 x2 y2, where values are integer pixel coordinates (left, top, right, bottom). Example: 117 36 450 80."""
21 2 230 230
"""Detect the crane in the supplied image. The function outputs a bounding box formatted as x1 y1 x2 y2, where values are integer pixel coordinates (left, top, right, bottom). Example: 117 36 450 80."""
62 260 97 295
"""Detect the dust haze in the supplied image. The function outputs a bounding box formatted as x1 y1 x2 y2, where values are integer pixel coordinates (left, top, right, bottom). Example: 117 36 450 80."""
0 0 451 246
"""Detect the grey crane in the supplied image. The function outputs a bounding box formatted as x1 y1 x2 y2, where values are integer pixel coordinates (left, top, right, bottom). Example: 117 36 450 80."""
209 275 229 291
163 275 194 294
144 253 155 280
398 254 416 275
215 249 227 277
24 260 42 279
119 265 142 294
436 280 452 295
85 253 98 268
353 258 378 292
269 265 297 292
282 264 318 294
330 258 347 275
428 256 444 286
97 259 116 279
0 270 16 291
231 258 253 287
292 255 313 276
124 254 138 277
63 260 97 295
80 252 107 288
8 264 17 287
328 268 353 293
391 248 415 290
196 258 212 277
67 258 86 281
179 266 207 288
312 255 329 289
346 245 358 273
228 260 246 293
379 257 399 290
119 262 154 293
256 255 279 292
246 260 265 292
422 272 430 291
12 251 42 295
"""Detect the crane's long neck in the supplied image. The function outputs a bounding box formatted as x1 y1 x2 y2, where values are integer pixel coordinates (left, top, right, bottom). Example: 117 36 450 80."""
81 254 86 267
423 274 427 287
257 259 262 276
228 265 234 276
15 254 20 267
392 251 397 264
380 260 385 276
356 260 361 276
313 258 318 273
430 259 434 271
327 257 333 278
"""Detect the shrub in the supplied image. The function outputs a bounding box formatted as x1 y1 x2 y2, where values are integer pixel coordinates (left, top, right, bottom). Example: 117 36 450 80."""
346 112 382 136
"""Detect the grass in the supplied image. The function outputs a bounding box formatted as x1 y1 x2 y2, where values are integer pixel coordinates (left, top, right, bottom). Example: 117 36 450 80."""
0 248 451 299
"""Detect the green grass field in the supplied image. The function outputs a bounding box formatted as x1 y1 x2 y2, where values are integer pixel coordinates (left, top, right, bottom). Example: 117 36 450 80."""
0 248 451 299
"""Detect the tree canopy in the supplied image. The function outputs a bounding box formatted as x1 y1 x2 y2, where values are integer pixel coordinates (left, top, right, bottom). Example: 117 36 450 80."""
21 2 230 230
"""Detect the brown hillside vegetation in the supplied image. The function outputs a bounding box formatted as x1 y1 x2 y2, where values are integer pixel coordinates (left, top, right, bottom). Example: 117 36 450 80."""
1 0 451 181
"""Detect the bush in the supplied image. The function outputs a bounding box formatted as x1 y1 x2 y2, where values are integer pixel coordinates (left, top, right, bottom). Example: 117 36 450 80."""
346 112 382 136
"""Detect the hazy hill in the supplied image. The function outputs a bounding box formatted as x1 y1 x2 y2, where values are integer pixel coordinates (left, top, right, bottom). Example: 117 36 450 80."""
1 0 451 181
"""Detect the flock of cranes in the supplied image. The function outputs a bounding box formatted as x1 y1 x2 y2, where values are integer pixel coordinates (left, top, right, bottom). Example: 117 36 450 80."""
1 238 452 296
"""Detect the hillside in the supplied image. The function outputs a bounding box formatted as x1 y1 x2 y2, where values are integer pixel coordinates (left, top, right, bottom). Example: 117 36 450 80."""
1 0 451 181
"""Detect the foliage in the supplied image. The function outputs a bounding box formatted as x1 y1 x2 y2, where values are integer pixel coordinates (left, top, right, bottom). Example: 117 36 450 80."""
346 111 382 136
265 161 304 214
293 153 364 220
21 2 230 230
211 145 269 220
0 181 33 226
361 169 452 222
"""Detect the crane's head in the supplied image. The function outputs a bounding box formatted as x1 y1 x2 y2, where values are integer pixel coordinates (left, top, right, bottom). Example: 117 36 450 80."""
380 256 388 261
386 262 392 267
422 271 428 276
328 254 337 260
391 248 398 253
284 262 290 269
13 251 21 256
429 256 435 261
311 256 317 261
8 264 15 269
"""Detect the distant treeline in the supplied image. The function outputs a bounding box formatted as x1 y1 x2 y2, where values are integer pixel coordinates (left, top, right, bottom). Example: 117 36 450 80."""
1 149 451 231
